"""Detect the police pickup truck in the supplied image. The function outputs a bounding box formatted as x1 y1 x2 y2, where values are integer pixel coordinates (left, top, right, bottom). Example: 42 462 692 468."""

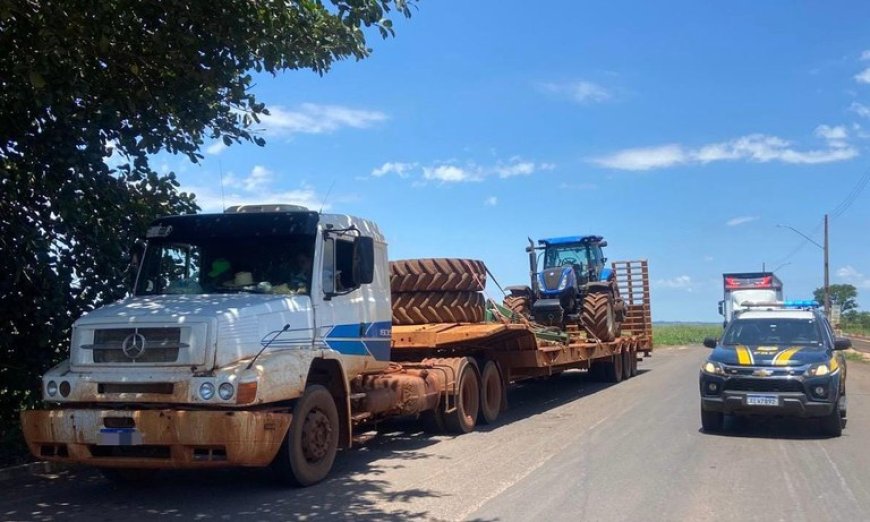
699 301 850 436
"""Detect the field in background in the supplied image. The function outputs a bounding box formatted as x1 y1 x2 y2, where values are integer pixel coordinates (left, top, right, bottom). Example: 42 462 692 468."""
653 323 722 346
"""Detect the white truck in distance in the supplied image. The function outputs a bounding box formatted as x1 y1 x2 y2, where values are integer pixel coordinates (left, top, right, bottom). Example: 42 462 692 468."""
718 272 784 327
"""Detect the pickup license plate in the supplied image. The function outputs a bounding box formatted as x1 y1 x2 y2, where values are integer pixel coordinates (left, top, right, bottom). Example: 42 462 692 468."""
746 395 779 407
98 428 143 446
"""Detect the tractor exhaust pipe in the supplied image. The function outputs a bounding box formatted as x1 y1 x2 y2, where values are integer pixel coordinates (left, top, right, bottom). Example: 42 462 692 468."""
527 237 538 295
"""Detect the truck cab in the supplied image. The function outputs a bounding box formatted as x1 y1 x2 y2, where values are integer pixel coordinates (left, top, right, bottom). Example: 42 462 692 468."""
22 205 393 485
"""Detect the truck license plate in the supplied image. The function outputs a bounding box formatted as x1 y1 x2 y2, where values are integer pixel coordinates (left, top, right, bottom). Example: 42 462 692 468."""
746 395 779 407
98 428 143 446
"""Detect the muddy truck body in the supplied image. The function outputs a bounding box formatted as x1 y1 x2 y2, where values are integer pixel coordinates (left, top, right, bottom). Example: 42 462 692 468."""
21 205 652 486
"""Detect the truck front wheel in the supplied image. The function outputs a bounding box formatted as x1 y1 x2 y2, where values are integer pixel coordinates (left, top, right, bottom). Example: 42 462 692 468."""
272 385 339 486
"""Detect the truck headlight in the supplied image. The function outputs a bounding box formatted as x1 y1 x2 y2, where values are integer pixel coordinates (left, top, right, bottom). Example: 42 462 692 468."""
46 381 58 397
702 361 725 375
199 382 216 401
218 383 234 401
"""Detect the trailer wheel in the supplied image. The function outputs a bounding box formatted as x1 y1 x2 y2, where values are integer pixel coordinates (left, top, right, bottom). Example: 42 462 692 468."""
479 360 503 425
272 385 339 487
604 353 623 383
581 293 617 342
621 349 632 380
444 361 480 434
630 346 639 377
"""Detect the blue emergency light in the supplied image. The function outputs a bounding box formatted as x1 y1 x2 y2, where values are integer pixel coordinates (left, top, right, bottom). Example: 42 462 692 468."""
783 299 820 308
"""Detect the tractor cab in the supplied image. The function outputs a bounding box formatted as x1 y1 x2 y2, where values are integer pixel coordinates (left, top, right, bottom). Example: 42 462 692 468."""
539 236 608 293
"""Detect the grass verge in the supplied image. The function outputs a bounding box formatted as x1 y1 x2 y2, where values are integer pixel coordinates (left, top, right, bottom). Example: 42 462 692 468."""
654 323 722 346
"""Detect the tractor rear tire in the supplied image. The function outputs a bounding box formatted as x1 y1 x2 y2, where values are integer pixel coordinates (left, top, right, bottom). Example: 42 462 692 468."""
581 293 617 342
503 295 530 318
392 291 485 325
390 258 486 293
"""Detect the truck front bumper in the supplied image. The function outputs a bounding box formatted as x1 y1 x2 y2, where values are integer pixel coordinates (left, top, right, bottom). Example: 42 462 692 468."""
21 408 292 469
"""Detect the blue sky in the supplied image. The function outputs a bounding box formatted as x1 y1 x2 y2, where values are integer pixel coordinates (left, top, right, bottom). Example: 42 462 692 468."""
161 2 870 321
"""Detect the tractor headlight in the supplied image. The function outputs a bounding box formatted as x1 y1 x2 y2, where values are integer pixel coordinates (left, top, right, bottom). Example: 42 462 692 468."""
558 274 570 291
702 361 725 375
199 382 216 401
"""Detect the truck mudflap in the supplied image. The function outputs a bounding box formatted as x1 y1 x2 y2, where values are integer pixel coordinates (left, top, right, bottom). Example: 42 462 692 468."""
20 408 292 469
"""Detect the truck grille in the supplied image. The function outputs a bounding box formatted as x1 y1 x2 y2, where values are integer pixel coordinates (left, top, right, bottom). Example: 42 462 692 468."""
724 378 805 393
88 328 184 363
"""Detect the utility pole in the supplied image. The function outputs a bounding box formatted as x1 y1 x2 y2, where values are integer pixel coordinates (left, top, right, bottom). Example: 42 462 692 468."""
824 214 830 319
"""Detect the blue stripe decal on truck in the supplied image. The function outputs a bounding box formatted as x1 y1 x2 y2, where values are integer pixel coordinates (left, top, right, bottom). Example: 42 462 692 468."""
323 322 392 361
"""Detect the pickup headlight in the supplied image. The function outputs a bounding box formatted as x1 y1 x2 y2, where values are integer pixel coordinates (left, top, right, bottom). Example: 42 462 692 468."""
807 358 839 377
702 361 725 375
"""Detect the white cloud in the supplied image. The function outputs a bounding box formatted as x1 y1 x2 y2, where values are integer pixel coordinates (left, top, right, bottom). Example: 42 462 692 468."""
726 216 759 227
862 50 870 61
243 165 272 191
850 102 870 119
495 161 535 178
371 162 417 178
814 124 847 141
593 132 858 171
422 165 478 183
206 141 228 155
836 265 870 289
258 103 387 137
539 80 612 104
654 275 693 291
484 196 498 206
855 68 870 84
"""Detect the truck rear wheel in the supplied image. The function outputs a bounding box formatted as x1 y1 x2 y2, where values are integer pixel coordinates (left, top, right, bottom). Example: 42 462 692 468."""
444 361 480 434
581 293 617 342
621 349 632 380
390 258 486 292
479 360 503 425
272 385 339 487
629 346 639 377
604 353 623 383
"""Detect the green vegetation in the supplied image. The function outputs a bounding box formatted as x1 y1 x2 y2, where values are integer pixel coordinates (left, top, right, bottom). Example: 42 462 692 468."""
654 323 723 346
845 351 868 364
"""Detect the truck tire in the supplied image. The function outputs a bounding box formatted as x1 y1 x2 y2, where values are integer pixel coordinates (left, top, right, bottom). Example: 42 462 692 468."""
392 291 485 325
271 385 339 487
604 354 623 383
444 360 480 434
581 293 617 342
819 404 844 437
390 258 486 293
629 346 639 377
701 408 724 433
478 360 503 425
621 349 632 380
503 295 530 318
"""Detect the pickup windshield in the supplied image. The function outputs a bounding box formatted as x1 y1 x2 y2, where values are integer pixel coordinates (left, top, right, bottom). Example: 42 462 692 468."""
134 213 318 296
721 318 822 346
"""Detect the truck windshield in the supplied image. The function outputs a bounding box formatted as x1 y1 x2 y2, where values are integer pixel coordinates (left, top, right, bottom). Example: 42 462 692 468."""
543 245 590 270
721 318 822 346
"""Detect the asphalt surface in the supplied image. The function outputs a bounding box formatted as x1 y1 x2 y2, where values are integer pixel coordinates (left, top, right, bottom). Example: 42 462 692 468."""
848 336 870 353
3 347 870 522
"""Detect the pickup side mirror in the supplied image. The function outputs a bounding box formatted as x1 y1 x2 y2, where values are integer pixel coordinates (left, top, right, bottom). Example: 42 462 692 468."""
717 300 724 316
352 236 375 286
703 337 718 349
833 337 852 351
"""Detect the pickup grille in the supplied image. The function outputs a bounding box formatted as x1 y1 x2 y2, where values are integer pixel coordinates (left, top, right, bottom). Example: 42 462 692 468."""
724 378 805 393
87 328 184 363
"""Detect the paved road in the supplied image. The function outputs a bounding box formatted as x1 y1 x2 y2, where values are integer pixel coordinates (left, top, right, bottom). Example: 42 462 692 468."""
3 347 870 521
848 336 870 353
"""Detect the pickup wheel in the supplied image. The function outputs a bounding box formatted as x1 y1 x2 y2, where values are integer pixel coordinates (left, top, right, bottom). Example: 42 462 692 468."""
820 403 844 437
701 408 724 433
444 361 480 434
478 360 503 425
272 385 339 487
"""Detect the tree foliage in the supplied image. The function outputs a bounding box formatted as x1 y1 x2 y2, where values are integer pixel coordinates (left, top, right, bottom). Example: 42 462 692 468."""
0 0 413 459
813 284 858 313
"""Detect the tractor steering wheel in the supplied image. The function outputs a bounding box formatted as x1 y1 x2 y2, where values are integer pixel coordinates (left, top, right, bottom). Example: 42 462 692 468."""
560 257 578 266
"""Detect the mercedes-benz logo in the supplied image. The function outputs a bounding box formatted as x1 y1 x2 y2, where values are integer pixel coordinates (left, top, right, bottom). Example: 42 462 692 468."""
121 332 147 359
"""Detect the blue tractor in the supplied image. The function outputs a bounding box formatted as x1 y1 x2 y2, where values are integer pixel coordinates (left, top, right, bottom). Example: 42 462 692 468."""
505 236 624 341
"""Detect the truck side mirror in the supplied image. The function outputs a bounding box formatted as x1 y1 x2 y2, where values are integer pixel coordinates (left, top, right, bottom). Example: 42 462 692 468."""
833 338 852 351
352 236 375 285
717 301 724 316
703 337 717 348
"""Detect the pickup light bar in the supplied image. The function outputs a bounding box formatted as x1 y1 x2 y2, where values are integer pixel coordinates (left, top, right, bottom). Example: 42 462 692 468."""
737 300 820 309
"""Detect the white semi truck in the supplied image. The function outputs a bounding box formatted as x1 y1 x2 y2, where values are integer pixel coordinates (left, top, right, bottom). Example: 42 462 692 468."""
718 272 784 327
22 204 652 486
